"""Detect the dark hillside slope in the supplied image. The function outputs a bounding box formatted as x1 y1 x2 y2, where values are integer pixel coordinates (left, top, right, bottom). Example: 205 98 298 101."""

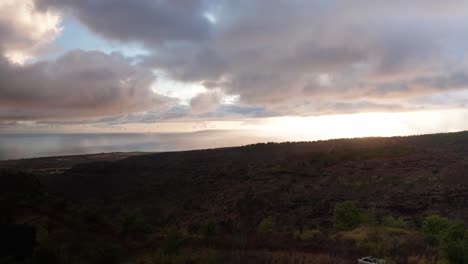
45 132 468 231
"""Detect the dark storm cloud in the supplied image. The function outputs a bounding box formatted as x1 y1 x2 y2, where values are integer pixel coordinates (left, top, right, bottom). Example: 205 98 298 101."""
0 50 174 121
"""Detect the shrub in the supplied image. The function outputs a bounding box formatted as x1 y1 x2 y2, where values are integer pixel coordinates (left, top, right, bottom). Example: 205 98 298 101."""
441 221 465 241
441 239 467 264
366 207 378 227
381 215 407 229
333 201 364 231
407 255 439 264
200 218 217 237
422 215 450 237
1 223 37 261
421 216 468 263
80 206 107 227
119 213 150 238
421 215 450 247
294 228 322 241
161 229 185 255
33 245 60 264
257 216 275 234
94 243 120 264
440 221 468 264
152 248 219 264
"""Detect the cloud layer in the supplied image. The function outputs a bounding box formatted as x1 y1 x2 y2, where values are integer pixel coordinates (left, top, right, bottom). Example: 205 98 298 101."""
0 0 174 122
36 0 212 46
2 0 468 126
0 50 172 121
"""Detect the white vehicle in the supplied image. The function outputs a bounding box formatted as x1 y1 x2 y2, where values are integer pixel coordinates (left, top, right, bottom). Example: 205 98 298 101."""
358 256 385 264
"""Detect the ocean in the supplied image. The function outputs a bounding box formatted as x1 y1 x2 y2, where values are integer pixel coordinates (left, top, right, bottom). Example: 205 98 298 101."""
0 131 263 160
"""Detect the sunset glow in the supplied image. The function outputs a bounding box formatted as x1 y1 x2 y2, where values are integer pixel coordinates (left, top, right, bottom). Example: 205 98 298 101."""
1 0 468 157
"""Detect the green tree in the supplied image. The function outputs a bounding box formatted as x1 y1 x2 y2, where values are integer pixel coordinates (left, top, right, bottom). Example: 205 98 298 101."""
333 201 364 231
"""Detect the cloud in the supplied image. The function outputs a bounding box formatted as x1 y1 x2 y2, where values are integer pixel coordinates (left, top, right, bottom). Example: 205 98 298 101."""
0 50 174 121
190 91 222 114
36 0 212 46
3 0 468 126
0 1 176 123
130 0 468 113
0 2 176 123
0 0 61 64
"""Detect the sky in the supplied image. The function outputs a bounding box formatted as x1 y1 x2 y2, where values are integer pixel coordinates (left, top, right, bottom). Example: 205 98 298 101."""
1 0 468 144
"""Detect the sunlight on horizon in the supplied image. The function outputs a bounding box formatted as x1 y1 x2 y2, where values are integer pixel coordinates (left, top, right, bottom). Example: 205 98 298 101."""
6 109 467 145
254 109 468 142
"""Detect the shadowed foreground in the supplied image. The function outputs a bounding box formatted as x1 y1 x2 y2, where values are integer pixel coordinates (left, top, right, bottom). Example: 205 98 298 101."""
2 131 468 263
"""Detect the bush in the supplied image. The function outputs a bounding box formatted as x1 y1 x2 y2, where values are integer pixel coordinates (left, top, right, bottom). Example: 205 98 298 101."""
200 218 217 237
33 245 60 264
119 212 150 238
257 216 275 234
440 221 468 264
161 229 185 255
80 206 107 227
422 215 450 237
441 239 467 264
421 216 468 263
333 201 364 231
421 215 450 247
381 215 407 229
366 207 378 227
94 243 120 264
152 248 219 264
294 228 322 241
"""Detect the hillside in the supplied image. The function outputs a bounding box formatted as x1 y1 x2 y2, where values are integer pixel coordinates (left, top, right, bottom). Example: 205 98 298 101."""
46 132 468 229
2 131 468 263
